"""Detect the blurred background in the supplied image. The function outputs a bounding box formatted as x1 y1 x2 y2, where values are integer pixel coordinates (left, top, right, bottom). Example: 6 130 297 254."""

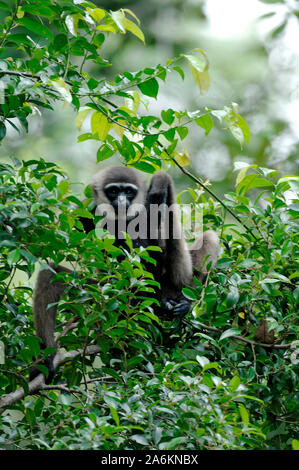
1 0 298 196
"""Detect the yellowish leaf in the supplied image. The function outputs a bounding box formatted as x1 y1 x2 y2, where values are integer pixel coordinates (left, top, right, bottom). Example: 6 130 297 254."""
123 8 141 25
65 14 81 36
113 120 126 138
52 78 72 103
111 10 126 33
124 91 141 114
189 64 210 93
91 111 111 141
184 49 210 93
16 6 24 18
75 108 92 131
96 24 116 33
118 105 136 116
175 150 190 167
123 18 145 43
89 8 105 23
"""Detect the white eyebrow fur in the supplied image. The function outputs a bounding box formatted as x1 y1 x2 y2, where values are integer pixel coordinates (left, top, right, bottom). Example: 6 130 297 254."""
104 183 138 191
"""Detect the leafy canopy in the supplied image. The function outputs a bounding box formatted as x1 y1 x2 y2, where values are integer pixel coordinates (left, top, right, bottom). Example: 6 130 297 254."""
0 0 298 452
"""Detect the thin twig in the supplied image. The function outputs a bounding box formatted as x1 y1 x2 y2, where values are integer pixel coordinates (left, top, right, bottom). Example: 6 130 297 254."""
194 320 294 349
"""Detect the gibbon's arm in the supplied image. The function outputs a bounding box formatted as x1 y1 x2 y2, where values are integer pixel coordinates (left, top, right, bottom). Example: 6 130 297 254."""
146 172 193 317
147 172 193 287
147 172 219 317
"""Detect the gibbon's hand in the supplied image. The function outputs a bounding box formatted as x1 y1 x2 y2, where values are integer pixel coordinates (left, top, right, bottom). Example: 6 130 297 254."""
160 297 190 317
147 172 171 206
173 300 191 317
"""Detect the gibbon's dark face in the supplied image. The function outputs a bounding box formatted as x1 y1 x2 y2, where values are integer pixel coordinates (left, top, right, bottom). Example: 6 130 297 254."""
104 182 138 211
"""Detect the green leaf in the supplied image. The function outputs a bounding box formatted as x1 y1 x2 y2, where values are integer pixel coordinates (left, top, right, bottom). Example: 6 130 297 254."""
219 328 241 341
53 33 67 51
97 144 114 162
225 286 239 307
73 208 93 219
131 434 149 446
58 180 70 197
7 249 21 266
182 286 198 300
289 272 299 281
239 404 249 427
108 406 119 426
195 114 214 135
143 134 158 148
0 121 6 141
17 17 53 41
176 126 188 140
229 375 241 392
172 65 184 80
123 8 141 25
160 436 186 450
234 162 257 187
162 128 175 142
131 161 156 173
77 132 99 143
237 114 250 145
236 174 274 195
161 109 175 125
138 78 159 98
20 4 54 18
124 90 140 113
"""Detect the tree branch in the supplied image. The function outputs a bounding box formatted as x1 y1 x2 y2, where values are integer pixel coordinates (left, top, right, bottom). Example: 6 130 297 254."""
0 344 101 409
193 320 294 349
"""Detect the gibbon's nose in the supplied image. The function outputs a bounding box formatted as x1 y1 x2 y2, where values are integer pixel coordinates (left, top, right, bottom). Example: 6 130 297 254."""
117 194 130 211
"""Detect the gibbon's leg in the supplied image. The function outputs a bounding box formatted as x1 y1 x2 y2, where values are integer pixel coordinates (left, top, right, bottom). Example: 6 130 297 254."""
30 263 72 382
189 230 220 282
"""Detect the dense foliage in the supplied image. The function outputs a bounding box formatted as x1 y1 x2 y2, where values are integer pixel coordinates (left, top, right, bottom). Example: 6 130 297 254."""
0 159 298 450
0 0 298 451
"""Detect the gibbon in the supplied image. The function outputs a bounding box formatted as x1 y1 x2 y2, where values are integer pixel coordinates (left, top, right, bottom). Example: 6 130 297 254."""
32 166 219 381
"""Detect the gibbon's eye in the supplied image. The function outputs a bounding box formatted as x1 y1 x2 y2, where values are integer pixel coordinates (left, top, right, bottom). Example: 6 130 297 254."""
124 186 138 198
105 185 119 198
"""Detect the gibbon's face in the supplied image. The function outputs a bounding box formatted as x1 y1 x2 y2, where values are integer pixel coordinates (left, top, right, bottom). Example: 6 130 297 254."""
92 167 146 222
103 182 139 212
